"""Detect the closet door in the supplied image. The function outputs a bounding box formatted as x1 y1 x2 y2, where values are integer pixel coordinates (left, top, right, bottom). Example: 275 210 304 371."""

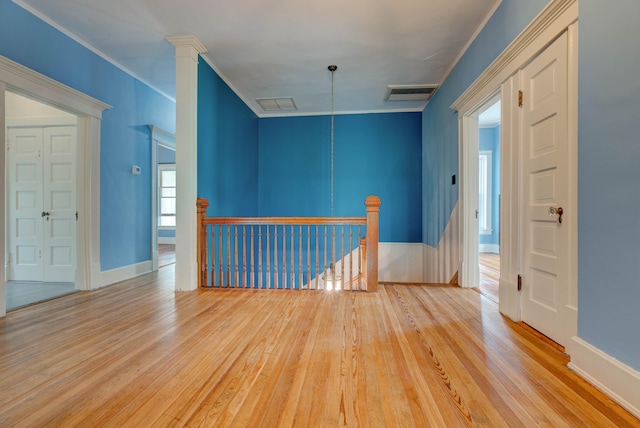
8 127 44 281
520 32 570 347
7 126 77 283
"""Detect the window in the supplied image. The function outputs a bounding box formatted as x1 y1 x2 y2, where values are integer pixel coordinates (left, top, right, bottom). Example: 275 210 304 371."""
159 164 176 227
478 151 492 235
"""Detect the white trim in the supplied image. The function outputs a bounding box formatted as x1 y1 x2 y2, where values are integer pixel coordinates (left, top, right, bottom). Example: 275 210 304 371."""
149 125 175 272
0 57 110 317
478 150 492 235
437 0 504 94
459 115 480 289
6 116 76 127
568 337 640 420
453 1 577 328
451 0 578 111
479 244 499 253
11 0 175 103
168 36 206 292
158 237 176 245
0 82 6 318
100 260 153 288
424 202 461 284
0 55 110 117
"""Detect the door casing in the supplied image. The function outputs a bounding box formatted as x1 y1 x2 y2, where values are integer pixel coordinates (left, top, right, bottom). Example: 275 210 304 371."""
0 56 110 317
452 1 578 352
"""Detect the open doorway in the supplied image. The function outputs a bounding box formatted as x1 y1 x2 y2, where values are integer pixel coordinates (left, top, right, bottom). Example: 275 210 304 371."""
478 99 501 303
5 91 79 310
150 126 176 271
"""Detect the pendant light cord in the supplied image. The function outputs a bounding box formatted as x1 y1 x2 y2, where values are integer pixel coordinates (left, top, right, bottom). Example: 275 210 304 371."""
330 66 336 218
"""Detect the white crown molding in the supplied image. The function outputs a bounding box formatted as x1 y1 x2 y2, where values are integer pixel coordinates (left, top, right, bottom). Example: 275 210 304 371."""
437 0 504 94
166 36 207 56
0 55 111 117
451 0 577 112
11 0 175 103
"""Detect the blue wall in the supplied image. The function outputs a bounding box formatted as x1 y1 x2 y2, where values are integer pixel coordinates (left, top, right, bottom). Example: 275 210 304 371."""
0 1 175 271
479 126 500 248
578 0 640 370
197 58 259 216
259 113 422 242
421 0 548 248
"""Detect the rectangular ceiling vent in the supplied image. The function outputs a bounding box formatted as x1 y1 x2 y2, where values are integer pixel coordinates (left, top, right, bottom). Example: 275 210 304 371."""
256 97 297 111
384 84 438 102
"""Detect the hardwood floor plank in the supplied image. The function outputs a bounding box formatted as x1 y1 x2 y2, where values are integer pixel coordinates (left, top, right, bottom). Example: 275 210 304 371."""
0 267 638 427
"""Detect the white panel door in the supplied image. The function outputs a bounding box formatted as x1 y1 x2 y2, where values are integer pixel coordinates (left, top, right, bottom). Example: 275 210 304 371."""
7 126 77 283
8 128 44 281
520 32 569 346
43 127 77 282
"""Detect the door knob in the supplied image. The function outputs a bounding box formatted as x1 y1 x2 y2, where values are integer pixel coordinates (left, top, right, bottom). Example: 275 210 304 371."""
548 206 564 224
41 211 50 220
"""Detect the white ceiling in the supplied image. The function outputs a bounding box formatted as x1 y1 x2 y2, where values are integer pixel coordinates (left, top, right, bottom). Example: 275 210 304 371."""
14 0 501 117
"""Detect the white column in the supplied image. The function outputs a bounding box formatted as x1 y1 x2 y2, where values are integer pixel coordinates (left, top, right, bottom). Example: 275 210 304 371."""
167 36 207 291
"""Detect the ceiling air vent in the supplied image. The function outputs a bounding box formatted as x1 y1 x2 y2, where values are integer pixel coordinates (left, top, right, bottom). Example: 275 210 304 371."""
256 97 297 111
384 84 438 102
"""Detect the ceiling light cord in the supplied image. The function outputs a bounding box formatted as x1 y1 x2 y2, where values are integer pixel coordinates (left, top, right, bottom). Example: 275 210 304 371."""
329 65 337 218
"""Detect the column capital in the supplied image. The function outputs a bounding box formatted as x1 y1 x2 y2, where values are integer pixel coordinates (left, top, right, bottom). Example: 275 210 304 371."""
166 36 207 59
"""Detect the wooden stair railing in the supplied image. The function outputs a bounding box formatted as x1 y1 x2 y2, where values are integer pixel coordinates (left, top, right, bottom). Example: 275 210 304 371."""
197 196 380 291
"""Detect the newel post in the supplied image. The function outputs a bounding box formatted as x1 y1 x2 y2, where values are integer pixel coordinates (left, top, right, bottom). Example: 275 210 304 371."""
196 198 209 287
365 196 380 292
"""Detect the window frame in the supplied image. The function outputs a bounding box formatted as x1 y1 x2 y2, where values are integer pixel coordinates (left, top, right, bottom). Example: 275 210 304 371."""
158 163 176 229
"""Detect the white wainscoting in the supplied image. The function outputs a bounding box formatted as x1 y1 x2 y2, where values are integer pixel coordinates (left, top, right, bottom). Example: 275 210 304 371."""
568 337 640 419
100 260 152 288
378 243 424 283
423 202 460 284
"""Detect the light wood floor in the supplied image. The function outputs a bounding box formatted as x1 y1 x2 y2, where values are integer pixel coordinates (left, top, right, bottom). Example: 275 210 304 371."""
479 252 500 303
6 281 77 311
158 243 176 267
0 265 637 427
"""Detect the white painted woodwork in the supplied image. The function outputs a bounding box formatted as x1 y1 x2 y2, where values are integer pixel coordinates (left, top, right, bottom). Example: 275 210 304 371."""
0 56 111 318
451 1 577 344
8 127 45 281
569 337 640 420
43 126 77 282
7 126 77 283
149 125 176 272
0 83 5 318
423 202 460 284
167 36 206 292
520 32 569 347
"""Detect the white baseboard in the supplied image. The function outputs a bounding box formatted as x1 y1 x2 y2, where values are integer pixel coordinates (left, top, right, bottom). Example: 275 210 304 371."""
100 260 152 288
568 336 640 419
479 244 499 253
158 237 176 244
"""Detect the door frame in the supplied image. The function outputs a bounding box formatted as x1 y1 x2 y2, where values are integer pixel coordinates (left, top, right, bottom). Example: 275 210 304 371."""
0 55 110 316
451 0 578 348
149 125 175 272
